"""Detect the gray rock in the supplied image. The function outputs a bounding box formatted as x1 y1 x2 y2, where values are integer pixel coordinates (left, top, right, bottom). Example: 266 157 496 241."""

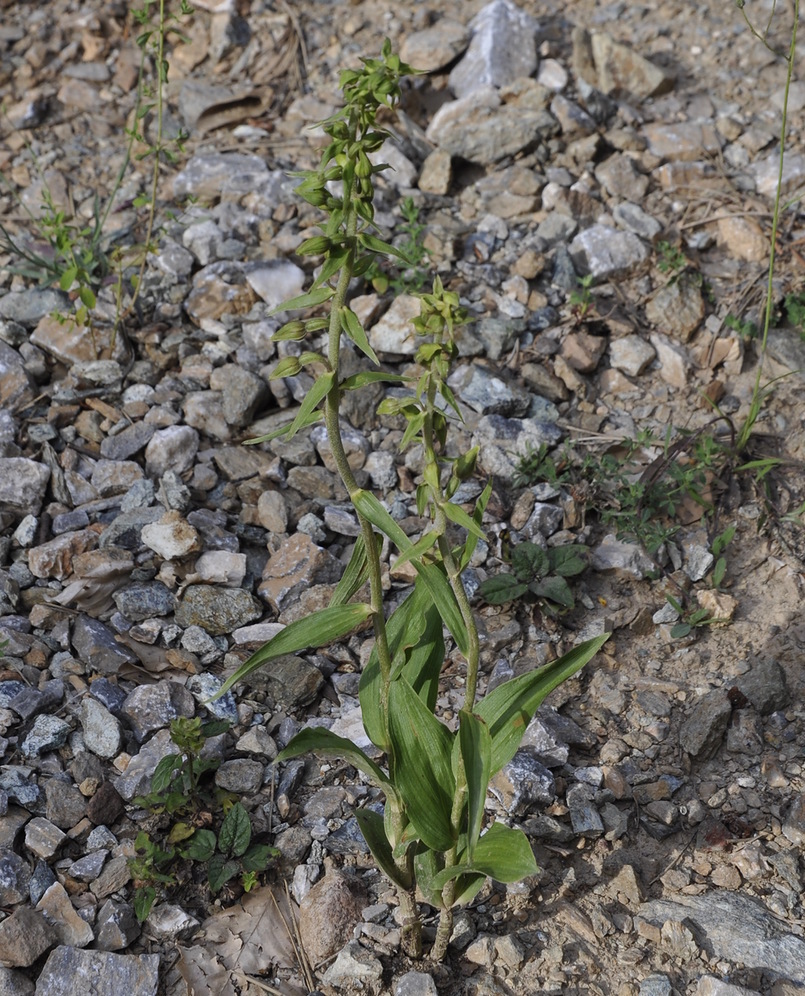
609 335 656 377
68 850 108 882
44 780 87 829
91 460 144 497
183 391 231 442
0 459 50 516
0 289 69 327
113 729 175 801
0 966 34 995
91 855 131 899
99 422 154 461
322 941 383 986
472 414 563 482
24 818 66 860
367 295 420 355
401 20 469 73
244 260 306 311
735 659 789 715
0 771 39 809
0 908 51 968
95 900 141 952
141 511 200 559
144 425 199 478
72 616 138 675
175 585 262 635
754 151 805 198
0 342 34 413
212 445 276 482
154 239 194 280
80 698 122 760
490 750 555 814
447 365 531 417
449 0 539 98
569 224 650 279
144 903 199 941
696 978 759 996
311 423 369 474
186 673 238 723
35 947 159 996
591 535 655 578
679 689 731 759
613 201 663 239
0 850 32 905
247 654 324 710
258 533 343 613
172 152 269 200
99 507 163 551
113 582 175 622
639 891 805 983
590 31 674 99
639 977 673 996
20 716 71 759
426 87 557 166
396 972 439 996
215 759 264 794
567 782 604 835
684 542 714 582
209 364 268 427
121 681 195 744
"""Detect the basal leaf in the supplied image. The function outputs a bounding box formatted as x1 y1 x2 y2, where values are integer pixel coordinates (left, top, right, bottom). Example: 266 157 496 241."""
276 727 392 790
241 843 279 872
388 678 456 852
219 801 251 858
150 754 182 794
459 713 491 862
182 828 216 862
548 544 589 578
512 542 548 581
429 822 537 892
530 575 574 609
476 635 609 774
213 602 373 697
355 808 411 889
413 846 444 907
478 574 528 605
208 854 240 894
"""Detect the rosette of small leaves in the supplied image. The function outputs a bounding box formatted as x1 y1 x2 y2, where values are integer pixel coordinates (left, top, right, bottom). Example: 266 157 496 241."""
480 542 589 613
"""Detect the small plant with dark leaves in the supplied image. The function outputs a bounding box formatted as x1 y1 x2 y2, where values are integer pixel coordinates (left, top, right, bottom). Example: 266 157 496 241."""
479 542 588 614
211 41 608 962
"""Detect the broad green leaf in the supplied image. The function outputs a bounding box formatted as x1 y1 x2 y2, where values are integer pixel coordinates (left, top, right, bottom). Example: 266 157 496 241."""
478 574 528 605
429 822 537 892
351 489 412 551
413 846 444 907
548 545 589 578
167 821 196 845
458 713 491 862
78 286 96 309
242 843 279 872
452 872 486 907
441 500 486 541
530 575 574 609
220 802 252 858
208 854 240 893
330 533 372 607
276 727 392 790
59 265 78 290
512 542 548 581
340 307 379 365
213 602 373 697
396 594 445 715
150 754 182 794
390 529 439 572
712 556 726 588
355 809 411 889
134 886 156 923
270 286 334 314
285 370 334 438
182 829 216 862
476 635 609 775
313 247 350 286
388 678 456 852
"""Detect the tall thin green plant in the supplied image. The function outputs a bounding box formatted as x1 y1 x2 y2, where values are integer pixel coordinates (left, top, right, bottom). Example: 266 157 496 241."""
214 42 607 962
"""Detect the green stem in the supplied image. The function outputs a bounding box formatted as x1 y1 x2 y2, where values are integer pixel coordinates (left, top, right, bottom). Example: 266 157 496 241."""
737 0 798 451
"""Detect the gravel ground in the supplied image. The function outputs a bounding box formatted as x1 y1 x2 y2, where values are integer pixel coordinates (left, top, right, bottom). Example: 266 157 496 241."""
0 1 805 995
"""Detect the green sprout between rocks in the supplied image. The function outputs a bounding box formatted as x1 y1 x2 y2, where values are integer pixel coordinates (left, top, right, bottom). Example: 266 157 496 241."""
212 41 608 962
129 717 278 922
0 0 191 348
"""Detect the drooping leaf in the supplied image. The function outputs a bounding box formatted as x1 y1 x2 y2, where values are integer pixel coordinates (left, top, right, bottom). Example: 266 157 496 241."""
330 533 372 607
355 808 411 889
241 843 279 872
219 802 252 858
388 678 456 852
276 727 392 790
478 574 528 605
476 635 609 775
182 828 216 862
512 542 548 581
284 370 334 439
341 371 407 391
458 712 491 862
358 232 411 262
213 602 373 697
459 480 493 571
413 846 444 907
429 822 537 892
208 854 240 893
270 286 334 314
548 544 589 578
243 409 323 445
530 575 574 609
339 306 379 365
441 499 486 541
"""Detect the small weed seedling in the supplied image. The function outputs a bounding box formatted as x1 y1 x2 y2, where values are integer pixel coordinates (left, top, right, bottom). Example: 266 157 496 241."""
783 290 805 333
129 717 277 921
665 595 714 639
724 311 758 341
710 524 736 589
568 273 594 321
479 541 588 615
655 240 690 278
